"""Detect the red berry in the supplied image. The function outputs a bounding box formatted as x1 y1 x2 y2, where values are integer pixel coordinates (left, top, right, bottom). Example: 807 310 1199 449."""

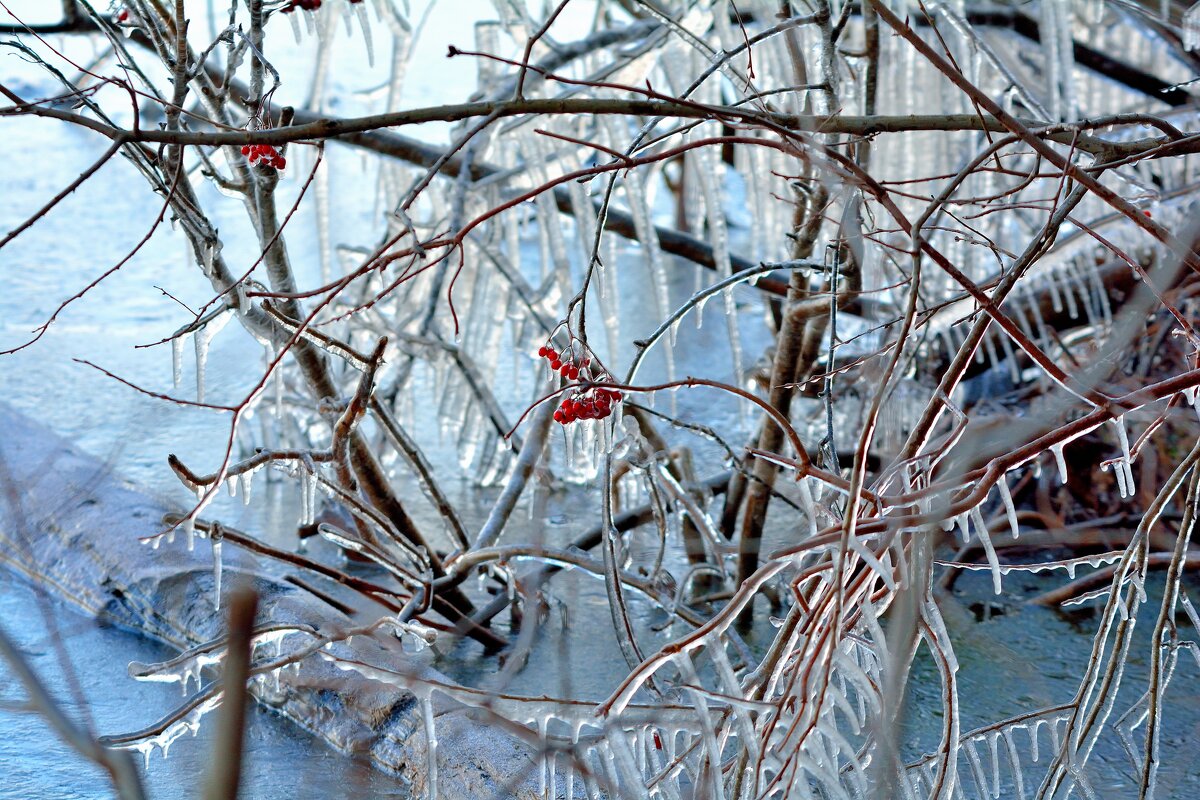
567 366 579 380
537 346 548 357
553 410 565 424
549 359 561 371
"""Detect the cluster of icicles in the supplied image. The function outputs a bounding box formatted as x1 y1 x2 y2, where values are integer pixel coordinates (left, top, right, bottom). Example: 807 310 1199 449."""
279 0 381 64
111 619 436 769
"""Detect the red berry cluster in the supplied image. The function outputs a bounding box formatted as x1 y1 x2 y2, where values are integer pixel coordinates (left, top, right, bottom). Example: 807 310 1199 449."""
536 342 622 425
554 388 622 424
537 344 590 379
241 144 286 171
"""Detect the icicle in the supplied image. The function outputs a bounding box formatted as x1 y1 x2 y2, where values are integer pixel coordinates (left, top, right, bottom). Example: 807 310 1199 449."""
982 332 1003 375
1061 272 1080 319
1185 3 1200 51
1003 728 1026 800
1045 272 1064 314
193 312 230 404
1112 416 1132 464
971 505 1003 594
194 333 208 403
212 538 222 610
1089 262 1112 328
1040 0 1076 120
1111 414 1135 493
239 468 254 506
354 1 375 66
1048 716 1063 756
288 8 302 43
987 731 1002 797
1107 460 1129 498
1074 263 1099 327
998 475 1019 540
300 465 317 527
798 477 819 537
955 512 971 544
422 695 438 800
1026 291 1051 348
1131 570 1148 603
1030 719 1044 762
693 146 744 407
172 335 185 389
997 330 1022 383
617 156 674 389
1050 443 1068 484
234 284 250 316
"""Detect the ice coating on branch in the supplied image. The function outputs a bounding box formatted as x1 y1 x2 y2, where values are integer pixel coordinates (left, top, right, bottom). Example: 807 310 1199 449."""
119 694 223 768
